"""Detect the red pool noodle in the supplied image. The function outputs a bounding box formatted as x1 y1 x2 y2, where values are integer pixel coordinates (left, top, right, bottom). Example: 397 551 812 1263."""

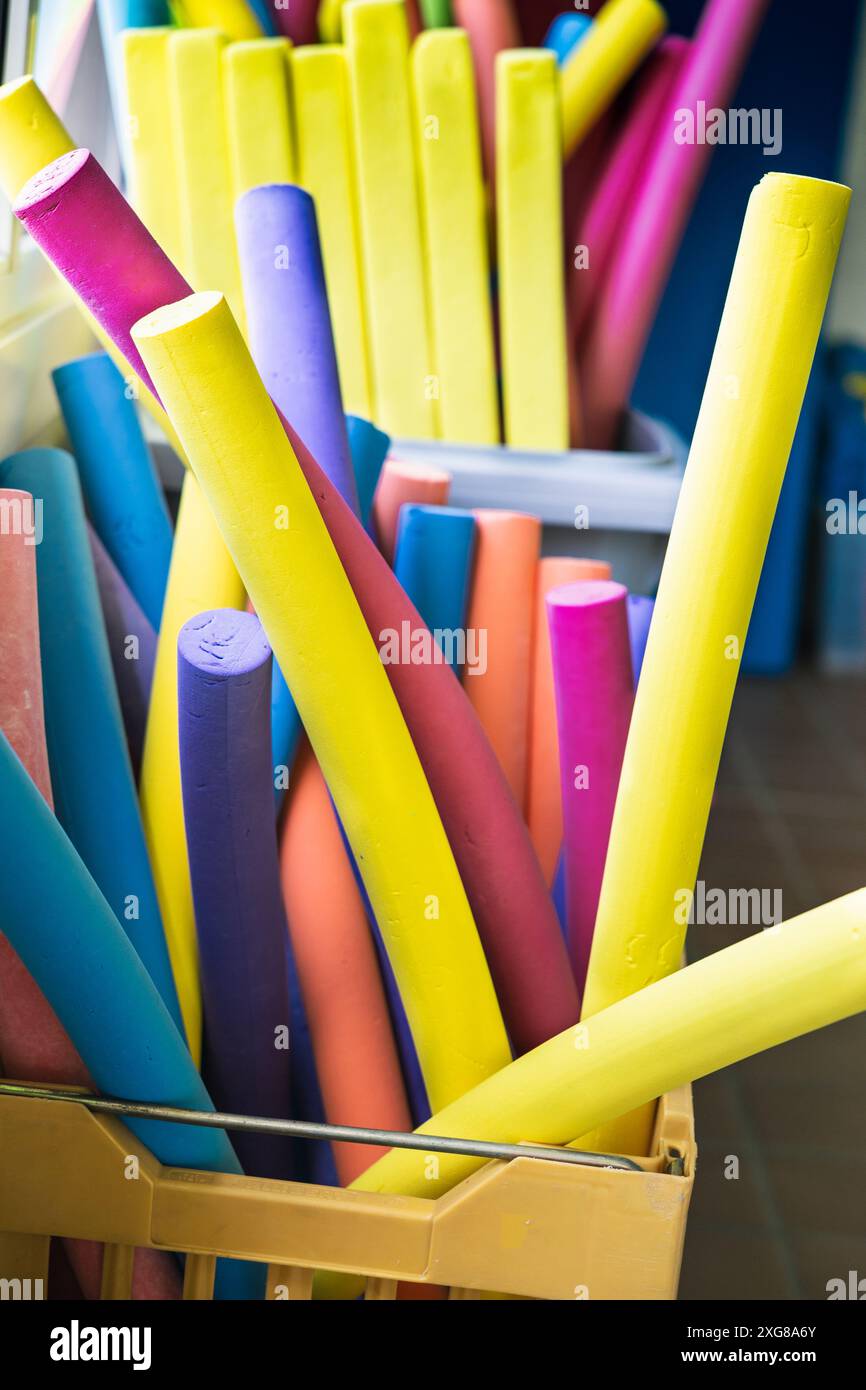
572 36 689 344
266 0 318 43
579 0 771 447
452 0 521 183
15 148 580 1055
0 488 178 1300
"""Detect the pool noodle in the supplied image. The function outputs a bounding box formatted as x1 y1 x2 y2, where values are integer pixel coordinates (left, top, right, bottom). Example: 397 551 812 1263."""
0 447 184 1041
419 0 452 24
53 351 173 630
394 505 477 675
292 45 373 420
341 889 866 1200
15 148 244 1058
0 730 260 1300
559 0 666 160
121 28 185 269
223 39 295 201
525 557 612 885
580 0 771 448
496 50 569 452
347 414 390 531
235 184 358 513
464 510 540 805
133 290 513 1111
451 0 521 182
627 593 654 686
543 13 592 63
279 741 413 1184
547 580 633 994
581 172 850 1155
168 28 246 326
572 36 688 344
21 146 579 1062
0 77 179 450
180 0 263 39
88 525 157 780
178 610 293 1179
344 0 437 439
411 30 499 446
372 459 451 564
267 0 319 44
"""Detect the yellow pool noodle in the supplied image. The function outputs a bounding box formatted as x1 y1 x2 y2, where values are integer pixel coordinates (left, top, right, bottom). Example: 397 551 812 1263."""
0 75 178 450
178 0 263 41
318 0 348 42
292 45 372 420
412 30 498 446
121 29 185 269
132 291 511 1109
223 38 295 202
168 28 246 327
496 50 568 451
140 472 246 1059
560 0 667 159
344 889 866 1198
344 0 438 439
581 172 849 1155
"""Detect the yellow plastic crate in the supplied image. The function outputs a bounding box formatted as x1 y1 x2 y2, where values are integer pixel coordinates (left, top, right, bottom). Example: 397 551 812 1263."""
0 1082 694 1300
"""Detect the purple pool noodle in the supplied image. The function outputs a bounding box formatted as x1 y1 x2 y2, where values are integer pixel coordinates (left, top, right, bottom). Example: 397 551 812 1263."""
627 593 655 687
547 581 634 996
178 609 293 1180
235 184 359 515
88 525 156 779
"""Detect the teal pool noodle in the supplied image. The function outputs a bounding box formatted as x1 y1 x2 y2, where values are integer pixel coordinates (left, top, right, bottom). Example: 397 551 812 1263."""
0 448 183 1040
53 353 173 630
347 414 390 532
0 731 260 1299
393 505 477 674
544 13 593 64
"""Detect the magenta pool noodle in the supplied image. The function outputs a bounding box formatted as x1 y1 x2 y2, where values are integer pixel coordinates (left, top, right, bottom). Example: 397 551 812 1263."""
627 593 655 687
15 149 190 397
178 609 293 1181
88 524 156 779
235 184 359 516
580 0 771 447
572 36 688 343
53 351 173 629
548 581 634 994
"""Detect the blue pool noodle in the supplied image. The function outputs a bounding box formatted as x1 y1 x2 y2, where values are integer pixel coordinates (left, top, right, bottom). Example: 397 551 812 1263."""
347 414 390 532
0 448 183 1040
627 594 655 687
543 13 593 64
53 352 173 630
393 505 477 675
96 0 172 174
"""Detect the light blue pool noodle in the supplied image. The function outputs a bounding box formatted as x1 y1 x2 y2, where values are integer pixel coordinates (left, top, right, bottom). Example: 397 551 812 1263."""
0 448 183 1040
53 352 173 630
0 730 260 1298
347 414 390 533
393 504 477 675
96 0 171 174
627 594 655 686
544 13 593 64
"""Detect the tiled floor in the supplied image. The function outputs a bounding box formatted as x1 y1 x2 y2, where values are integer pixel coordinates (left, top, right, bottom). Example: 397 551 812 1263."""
679 672 866 1300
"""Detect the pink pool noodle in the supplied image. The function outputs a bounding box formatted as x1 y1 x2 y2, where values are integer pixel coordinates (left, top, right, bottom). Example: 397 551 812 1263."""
267 0 318 43
548 580 633 993
572 36 689 343
14 148 580 1055
372 459 451 565
580 0 771 447
0 489 178 1299
452 0 521 182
